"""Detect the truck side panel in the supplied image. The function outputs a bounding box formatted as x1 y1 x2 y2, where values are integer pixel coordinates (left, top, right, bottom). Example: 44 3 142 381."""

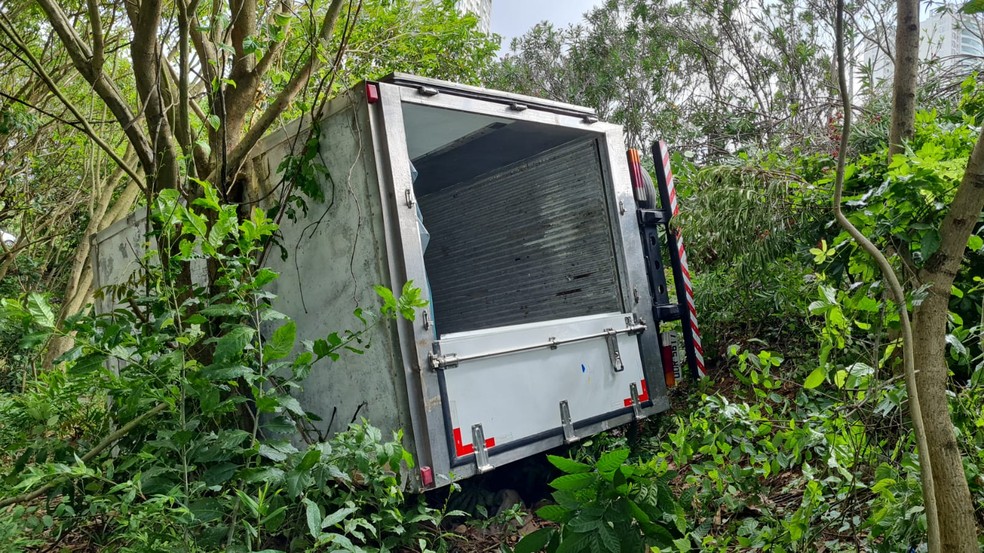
258 94 417 458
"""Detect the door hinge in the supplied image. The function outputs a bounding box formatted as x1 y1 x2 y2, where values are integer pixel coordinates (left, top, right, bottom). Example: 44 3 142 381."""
628 382 646 420
559 400 578 444
472 424 493 474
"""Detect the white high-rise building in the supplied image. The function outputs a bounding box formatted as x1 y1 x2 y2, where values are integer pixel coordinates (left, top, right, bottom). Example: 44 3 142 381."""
858 10 984 86
457 0 492 35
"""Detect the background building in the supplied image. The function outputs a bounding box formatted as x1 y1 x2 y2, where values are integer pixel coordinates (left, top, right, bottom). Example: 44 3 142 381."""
858 10 984 86
457 0 493 34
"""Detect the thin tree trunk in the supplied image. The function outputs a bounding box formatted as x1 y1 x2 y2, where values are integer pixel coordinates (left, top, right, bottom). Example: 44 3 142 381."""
833 0 942 549
888 0 919 158
910 121 984 552
912 297 978 552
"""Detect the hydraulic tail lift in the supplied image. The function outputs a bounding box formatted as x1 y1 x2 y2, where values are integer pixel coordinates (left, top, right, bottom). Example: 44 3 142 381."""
627 142 707 385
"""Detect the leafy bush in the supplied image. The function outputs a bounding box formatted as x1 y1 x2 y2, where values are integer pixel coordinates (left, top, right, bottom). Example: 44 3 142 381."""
0 182 446 552
514 449 684 553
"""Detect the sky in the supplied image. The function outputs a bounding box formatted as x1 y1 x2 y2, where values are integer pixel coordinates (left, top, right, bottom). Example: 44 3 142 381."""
490 0 601 53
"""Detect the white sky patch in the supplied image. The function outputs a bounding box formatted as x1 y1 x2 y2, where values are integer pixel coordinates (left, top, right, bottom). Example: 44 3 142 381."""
490 0 602 54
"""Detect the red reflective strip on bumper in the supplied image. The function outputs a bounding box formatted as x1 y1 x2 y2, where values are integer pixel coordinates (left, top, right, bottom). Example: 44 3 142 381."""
623 379 650 407
452 427 495 457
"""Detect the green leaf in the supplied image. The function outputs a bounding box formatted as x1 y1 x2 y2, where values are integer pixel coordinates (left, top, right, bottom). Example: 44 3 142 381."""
297 447 322 471
208 114 221 130
946 334 968 357
214 325 255 363
962 0 984 13
514 528 554 553
263 321 296 362
70 353 108 374
536 504 572 523
303 498 321 539
596 523 619 553
566 516 600 534
26 293 55 328
596 449 629 473
375 285 397 315
321 506 357 529
921 230 941 258
547 455 592 474
673 537 692 551
202 364 253 381
258 440 297 462
624 498 652 525
803 366 826 389
254 268 279 288
203 463 238 486
549 472 596 491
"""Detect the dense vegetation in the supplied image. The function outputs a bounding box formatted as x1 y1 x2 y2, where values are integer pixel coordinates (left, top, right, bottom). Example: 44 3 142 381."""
1 0 983 551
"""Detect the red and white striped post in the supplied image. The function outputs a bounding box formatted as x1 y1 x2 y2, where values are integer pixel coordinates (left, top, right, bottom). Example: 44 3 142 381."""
652 141 707 378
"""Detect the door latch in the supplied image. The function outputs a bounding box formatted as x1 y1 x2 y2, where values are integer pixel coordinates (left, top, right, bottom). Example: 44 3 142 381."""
604 329 625 372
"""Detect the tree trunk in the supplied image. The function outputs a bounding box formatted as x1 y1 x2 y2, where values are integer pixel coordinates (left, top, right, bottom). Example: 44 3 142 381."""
912 294 978 552
888 0 919 158
910 128 984 551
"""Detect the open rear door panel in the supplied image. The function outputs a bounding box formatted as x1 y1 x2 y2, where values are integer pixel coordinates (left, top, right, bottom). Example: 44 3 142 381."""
431 313 649 467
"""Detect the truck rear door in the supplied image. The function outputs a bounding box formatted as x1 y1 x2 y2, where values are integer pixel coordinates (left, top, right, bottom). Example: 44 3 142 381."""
369 76 667 482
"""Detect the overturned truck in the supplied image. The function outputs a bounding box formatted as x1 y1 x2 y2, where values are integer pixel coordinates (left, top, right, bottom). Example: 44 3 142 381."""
92 74 703 491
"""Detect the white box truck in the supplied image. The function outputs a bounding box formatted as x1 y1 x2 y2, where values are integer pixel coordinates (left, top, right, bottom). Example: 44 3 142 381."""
92 74 698 491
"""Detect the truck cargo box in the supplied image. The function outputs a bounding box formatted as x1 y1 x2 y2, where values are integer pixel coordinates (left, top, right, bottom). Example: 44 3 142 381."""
92 74 673 491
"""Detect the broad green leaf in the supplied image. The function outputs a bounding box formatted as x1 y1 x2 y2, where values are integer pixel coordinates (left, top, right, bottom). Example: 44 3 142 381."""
946 334 968 357
514 528 554 553
961 0 984 13
263 321 296 362
202 462 238 486
214 325 255 363
321 506 357 529
596 522 619 553
297 447 322 471
303 498 321 539
921 230 941 258
547 455 592 474
375 285 397 315
258 441 297 462
536 504 572 522
803 366 826 389
26 293 55 328
596 448 629 473
565 516 600 534
968 234 984 251
549 472 596 491
673 537 692 552
70 353 108 374
624 498 652 524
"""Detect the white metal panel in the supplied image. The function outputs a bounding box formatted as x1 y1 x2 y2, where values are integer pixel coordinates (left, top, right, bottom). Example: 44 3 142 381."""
436 312 648 460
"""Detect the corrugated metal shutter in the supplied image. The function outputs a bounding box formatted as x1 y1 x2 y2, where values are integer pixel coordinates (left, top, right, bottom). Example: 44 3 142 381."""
418 138 622 335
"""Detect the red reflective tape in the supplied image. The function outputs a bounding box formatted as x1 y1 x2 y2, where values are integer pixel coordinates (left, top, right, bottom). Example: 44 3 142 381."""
452 427 472 456
623 379 650 406
452 427 495 457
